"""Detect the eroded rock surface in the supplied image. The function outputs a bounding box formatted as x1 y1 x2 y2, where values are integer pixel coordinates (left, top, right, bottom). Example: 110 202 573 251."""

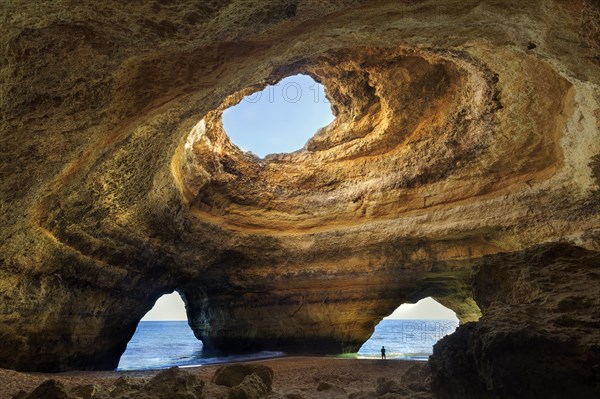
0 0 599 373
212 364 274 392
14 367 219 399
429 243 600 398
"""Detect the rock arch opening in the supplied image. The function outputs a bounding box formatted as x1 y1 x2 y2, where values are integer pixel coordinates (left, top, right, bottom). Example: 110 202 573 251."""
118 292 199 370
118 291 287 370
358 297 458 360
222 74 335 158
1 1 599 397
141 292 189 322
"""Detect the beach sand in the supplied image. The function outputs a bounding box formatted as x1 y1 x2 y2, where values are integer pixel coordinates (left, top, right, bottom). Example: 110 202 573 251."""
0 356 428 398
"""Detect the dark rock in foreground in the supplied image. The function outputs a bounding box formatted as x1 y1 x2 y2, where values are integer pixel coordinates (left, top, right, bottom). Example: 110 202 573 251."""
13 365 275 399
140 366 204 398
2 0 597 374
212 364 274 392
429 243 600 399
229 373 269 399
15 380 70 399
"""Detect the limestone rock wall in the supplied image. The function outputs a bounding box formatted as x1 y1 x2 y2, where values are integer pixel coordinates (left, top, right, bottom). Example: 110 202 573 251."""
429 243 600 398
0 0 599 371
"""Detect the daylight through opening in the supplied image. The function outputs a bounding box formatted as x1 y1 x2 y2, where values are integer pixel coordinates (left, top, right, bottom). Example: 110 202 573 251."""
222 74 335 158
118 292 200 371
118 293 286 370
358 297 459 360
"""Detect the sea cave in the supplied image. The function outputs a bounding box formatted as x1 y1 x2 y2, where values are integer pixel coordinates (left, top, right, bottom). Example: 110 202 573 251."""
0 1 599 398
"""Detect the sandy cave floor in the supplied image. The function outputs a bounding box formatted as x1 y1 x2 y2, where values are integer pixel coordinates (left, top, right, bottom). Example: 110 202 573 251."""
0 356 420 398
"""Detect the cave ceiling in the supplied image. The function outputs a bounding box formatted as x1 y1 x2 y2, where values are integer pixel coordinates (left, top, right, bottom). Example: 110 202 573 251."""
0 0 599 371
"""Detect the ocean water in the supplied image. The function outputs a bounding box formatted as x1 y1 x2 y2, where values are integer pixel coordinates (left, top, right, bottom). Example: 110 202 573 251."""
357 319 458 361
117 321 283 371
117 319 458 370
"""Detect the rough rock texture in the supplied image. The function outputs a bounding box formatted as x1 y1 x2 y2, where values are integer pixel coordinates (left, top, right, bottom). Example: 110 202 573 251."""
12 361 433 399
348 363 433 399
212 364 274 392
14 367 204 399
429 243 600 399
0 0 599 374
15 380 71 399
139 366 204 399
3 358 428 399
229 373 269 399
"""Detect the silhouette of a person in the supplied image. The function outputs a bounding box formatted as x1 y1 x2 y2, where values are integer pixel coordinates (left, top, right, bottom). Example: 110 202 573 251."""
381 346 386 360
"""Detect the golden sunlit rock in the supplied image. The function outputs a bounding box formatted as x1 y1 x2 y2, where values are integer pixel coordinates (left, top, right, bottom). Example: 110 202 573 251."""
0 3 598 393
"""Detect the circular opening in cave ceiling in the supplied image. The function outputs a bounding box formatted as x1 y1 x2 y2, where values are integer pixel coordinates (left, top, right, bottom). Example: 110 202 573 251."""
222 74 335 158
177 47 499 231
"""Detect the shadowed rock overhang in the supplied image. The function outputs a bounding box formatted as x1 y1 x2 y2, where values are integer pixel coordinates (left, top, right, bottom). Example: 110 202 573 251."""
0 0 598 382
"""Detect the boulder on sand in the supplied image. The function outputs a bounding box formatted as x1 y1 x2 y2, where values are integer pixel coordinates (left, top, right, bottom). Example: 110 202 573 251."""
212 364 274 392
228 373 269 399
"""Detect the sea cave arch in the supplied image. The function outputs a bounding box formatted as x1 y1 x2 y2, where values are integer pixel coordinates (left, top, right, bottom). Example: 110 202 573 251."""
172 263 482 357
0 5 598 399
358 297 459 360
118 292 199 370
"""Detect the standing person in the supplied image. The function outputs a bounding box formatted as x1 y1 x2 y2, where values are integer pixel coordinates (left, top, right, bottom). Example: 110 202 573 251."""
381 346 386 360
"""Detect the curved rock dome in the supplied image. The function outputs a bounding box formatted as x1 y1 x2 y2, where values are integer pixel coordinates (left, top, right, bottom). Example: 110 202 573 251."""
1 1 599 393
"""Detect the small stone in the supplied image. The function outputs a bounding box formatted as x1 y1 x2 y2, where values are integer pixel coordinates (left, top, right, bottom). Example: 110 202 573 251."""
201 382 230 399
284 392 305 399
375 378 410 396
316 381 346 394
212 364 274 392
228 373 268 399
141 366 204 399
21 379 71 399
347 390 377 399
109 376 145 398
71 383 106 399
11 390 28 399
316 381 332 391
400 363 431 392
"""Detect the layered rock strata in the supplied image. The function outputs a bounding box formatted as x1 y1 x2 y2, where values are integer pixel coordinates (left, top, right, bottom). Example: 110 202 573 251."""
0 0 599 373
429 243 600 399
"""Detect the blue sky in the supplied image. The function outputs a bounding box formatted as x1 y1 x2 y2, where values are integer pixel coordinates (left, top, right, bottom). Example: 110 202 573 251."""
222 74 335 157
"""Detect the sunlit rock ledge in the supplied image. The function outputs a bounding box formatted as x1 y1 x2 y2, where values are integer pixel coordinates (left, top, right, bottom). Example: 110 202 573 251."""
0 2 598 396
